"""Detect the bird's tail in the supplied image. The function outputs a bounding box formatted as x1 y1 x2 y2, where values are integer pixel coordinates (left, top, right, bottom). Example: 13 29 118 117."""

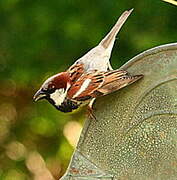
100 9 133 50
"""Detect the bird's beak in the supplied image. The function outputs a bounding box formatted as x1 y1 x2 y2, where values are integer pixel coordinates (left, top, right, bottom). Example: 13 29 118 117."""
33 89 46 102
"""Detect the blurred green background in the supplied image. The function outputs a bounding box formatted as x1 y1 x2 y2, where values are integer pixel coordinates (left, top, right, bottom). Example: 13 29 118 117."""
0 0 176 179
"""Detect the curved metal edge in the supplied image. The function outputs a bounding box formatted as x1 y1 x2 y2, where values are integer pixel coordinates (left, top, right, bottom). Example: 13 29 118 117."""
60 42 177 180
121 42 177 69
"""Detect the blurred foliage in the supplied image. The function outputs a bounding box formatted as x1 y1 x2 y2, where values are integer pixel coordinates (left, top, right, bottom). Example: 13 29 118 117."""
0 0 176 179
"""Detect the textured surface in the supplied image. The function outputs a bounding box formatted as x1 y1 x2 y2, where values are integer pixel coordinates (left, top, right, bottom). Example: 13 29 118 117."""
61 43 177 180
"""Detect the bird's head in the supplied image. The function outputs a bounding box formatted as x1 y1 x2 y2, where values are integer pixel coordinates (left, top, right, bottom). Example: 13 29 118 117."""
33 72 71 108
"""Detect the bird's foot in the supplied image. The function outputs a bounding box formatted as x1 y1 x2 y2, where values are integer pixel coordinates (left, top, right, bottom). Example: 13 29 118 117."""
87 106 96 120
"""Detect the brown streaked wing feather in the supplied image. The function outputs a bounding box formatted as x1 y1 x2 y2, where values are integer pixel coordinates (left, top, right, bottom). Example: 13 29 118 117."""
67 72 105 101
67 64 84 83
103 69 128 84
68 69 143 100
92 71 143 96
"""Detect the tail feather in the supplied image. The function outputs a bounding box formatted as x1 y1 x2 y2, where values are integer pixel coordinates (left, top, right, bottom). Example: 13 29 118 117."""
100 9 133 49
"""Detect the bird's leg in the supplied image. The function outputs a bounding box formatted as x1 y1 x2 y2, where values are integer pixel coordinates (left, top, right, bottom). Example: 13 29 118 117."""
87 98 96 120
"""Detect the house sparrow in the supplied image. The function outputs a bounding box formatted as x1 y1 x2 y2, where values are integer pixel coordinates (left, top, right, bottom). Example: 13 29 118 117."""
33 69 143 118
33 9 143 118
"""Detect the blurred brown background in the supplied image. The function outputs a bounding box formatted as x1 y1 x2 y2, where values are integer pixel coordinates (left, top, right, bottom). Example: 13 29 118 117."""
0 0 176 179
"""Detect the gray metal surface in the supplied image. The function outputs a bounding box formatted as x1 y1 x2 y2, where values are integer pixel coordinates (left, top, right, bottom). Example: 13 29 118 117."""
61 43 177 180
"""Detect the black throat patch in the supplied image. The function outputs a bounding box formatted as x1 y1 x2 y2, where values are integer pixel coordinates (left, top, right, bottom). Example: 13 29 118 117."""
57 99 79 112
46 96 80 113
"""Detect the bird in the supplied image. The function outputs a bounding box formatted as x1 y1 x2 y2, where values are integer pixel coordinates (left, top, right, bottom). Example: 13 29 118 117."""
33 9 143 118
33 68 143 118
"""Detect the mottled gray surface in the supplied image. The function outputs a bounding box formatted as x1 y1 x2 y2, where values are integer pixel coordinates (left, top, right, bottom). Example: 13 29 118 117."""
61 43 177 180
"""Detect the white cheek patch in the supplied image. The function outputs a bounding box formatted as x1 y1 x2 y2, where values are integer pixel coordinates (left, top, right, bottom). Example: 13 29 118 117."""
73 79 91 98
50 89 66 106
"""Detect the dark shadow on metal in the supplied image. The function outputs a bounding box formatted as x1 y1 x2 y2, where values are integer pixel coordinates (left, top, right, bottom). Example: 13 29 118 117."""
61 43 177 180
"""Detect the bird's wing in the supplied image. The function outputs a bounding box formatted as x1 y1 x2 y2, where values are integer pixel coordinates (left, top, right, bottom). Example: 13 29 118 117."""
95 70 143 96
67 69 143 101
67 63 84 83
67 71 105 101
72 9 133 72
